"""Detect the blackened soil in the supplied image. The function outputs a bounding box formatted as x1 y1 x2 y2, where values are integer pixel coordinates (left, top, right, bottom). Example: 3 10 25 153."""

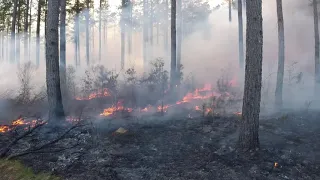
15 112 320 180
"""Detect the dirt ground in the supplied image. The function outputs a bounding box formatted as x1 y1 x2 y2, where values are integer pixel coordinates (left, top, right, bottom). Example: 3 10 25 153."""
11 111 320 180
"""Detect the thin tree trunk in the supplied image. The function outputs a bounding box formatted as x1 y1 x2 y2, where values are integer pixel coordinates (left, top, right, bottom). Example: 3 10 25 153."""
24 0 30 62
275 0 285 108
143 0 148 70
28 0 33 62
60 0 67 98
149 0 153 47
238 0 244 69
164 0 169 53
128 1 132 55
313 0 320 95
229 0 232 22
92 7 95 61
177 0 182 72
99 0 102 62
85 0 90 66
0 33 3 61
44 0 48 36
36 0 41 68
11 0 18 63
170 0 177 88
16 0 21 65
121 0 127 70
46 0 65 122
238 0 263 151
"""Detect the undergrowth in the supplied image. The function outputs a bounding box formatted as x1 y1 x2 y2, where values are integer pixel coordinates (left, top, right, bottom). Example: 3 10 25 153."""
0 159 60 180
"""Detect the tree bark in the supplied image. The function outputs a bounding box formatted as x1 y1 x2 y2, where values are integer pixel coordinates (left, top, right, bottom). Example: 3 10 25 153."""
121 0 128 70
46 0 65 122
36 0 42 68
164 0 169 53
60 0 67 98
143 0 148 70
229 0 232 22
24 0 30 62
238 0 244 69
176 0 182 76
99 0 102 62
16 0 22 65
44 0 48 36
313 0 320 95
275 0 285 108
170 0 177 88
29 0 33 62
238 0 263 151
127 1 133 55
11 0 18 63
85 0 90 66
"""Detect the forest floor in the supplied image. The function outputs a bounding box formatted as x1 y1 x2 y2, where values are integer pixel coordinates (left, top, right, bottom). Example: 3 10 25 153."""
3 110 320 180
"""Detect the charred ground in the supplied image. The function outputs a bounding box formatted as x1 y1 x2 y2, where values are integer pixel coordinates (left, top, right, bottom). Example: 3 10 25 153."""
0 111 319 180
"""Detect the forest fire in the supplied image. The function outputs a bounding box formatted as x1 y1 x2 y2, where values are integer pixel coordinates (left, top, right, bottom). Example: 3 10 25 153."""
100 100 133 116
99 83 238 117
0 118 38 133
76 88 111 100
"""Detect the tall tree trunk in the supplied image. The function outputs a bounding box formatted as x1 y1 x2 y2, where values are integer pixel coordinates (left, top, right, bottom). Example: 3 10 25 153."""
176 0 182 73
121 0 128 70
16 0 22 65
143 0 148 70
74 17 78 66
128 1 132 55
238 0 263 151
44 0 48 36
164 0 169 54
36 0 42 68
313 0 320 95
24 0 30 62
0 33 3 60
29 0 33 62
74 0 80 67
46 0 65 122
99 0 102 62
170 0 177 88
11 0 18 63
275 0 285 108
60 0 67 98
149 0 153 47
229 0 232 22
85 0 90 66
238 0 244 69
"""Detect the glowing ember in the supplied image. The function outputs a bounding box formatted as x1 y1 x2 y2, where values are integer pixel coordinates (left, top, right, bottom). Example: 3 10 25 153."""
0 126 10 133
157 104 172 112
12 118 25 126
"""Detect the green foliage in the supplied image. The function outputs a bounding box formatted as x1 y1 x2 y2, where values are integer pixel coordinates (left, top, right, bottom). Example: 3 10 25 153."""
0 159 60 180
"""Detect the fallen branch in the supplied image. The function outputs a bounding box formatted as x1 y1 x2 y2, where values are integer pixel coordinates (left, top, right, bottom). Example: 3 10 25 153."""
6 123 84 159
0 122 46 158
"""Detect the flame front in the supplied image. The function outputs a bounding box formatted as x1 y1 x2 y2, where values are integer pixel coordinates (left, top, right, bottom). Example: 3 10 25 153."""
76 88 111 100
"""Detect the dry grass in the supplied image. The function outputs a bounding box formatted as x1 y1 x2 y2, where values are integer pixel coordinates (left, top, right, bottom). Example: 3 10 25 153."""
0 159 60 180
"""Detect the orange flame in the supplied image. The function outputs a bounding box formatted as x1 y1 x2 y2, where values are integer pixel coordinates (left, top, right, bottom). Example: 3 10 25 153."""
76 88 111 100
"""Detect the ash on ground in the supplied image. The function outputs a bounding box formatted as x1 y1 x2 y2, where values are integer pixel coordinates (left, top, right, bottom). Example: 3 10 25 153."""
1 111 320 180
